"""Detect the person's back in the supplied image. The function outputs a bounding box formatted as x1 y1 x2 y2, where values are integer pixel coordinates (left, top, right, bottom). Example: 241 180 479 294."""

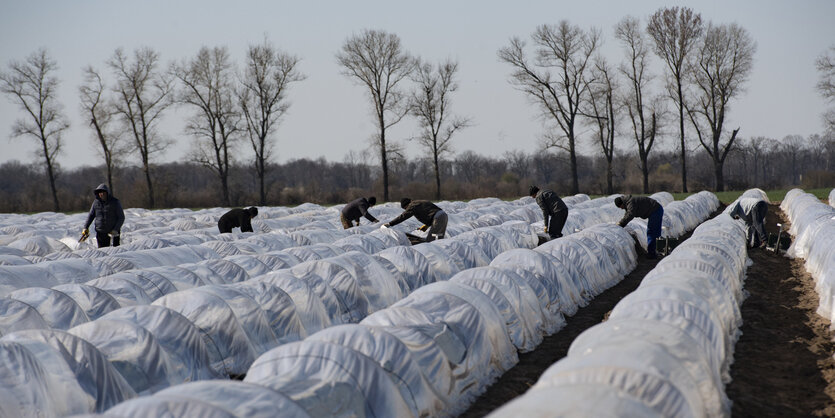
729 197 768 247
383 198 447 242
340 196 378 228
218 207 258 233
616 195 662 227
530 185 568 239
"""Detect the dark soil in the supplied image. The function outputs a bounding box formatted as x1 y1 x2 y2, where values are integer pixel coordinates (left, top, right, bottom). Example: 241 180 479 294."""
726 204 835 417
461 204 835 417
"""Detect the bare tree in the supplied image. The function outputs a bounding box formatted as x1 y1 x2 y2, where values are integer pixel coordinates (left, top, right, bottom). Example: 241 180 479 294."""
686 22 756 191
584 56 619 194
499 21 600 194
337 29 414 202
616 16 660 193
817 45 835 133
647 6 703 193
0 49 68 211
781 134 806 185
737 136 776 186
108 47 174 208
239 39 304 205
409 58 471 199
173 46 241 206
79 66 127 195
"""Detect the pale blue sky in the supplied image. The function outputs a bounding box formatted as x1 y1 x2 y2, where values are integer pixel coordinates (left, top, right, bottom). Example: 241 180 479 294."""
1 0 833 169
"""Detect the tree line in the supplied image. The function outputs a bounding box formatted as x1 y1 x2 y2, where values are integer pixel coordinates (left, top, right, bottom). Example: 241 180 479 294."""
0 134 832 213
2 7 834 213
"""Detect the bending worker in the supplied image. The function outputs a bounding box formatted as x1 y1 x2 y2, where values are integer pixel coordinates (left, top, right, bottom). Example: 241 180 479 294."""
727 197 768 248
615 194 664 259
82 183 125 248
529 185 568 239
383 198 447 242
341 196 378 229
218 207 258 233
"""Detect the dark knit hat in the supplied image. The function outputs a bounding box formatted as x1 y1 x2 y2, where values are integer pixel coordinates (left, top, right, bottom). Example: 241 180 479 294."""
248 206 259 217
367 196 376 206
400 198 412 209
528 185 540 197
614 196 624 208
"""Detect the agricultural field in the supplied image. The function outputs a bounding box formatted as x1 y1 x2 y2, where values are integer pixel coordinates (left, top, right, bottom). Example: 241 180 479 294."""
1 189 834 416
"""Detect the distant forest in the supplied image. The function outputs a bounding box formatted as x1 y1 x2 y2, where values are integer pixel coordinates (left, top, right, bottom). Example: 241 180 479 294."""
1 138 832 213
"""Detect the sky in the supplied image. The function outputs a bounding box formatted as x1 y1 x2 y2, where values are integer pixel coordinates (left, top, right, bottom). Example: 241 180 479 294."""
1 0 833 170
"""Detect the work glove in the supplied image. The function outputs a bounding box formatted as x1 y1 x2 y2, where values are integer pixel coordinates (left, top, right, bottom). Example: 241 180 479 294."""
380 224 389 229
544 226 548 233
419 224 429 232
82 228 89 235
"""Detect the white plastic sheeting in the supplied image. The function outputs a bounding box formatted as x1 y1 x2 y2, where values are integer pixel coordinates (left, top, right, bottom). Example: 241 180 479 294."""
489 215 747 418
0 192 714 416
781 189 835 324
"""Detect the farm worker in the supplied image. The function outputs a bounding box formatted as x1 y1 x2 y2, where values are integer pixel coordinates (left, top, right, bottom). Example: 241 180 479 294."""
82 183 125 248
615 194 664 259
727 197 768 248
529 185 568 239
218 207 258 233
340 196 379 229
383 198 447 242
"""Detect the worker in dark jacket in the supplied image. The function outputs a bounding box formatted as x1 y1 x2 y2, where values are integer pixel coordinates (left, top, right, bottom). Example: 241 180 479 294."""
529 185 568 239
727 197 768 248
615 194 664 259
383 198 447 242
341 196 378 229
82 183 125 248
218 207 258 233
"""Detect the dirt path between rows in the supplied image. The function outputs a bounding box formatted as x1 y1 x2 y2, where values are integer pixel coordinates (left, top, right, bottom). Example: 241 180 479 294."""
726 204 835 417
460 229 666 417
462 204 835 417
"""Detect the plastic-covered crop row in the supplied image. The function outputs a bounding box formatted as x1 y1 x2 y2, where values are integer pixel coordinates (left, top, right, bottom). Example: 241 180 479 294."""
0 214 545 416
0 192 710 416
489 214 748 418
780 188 835 322
96 223 637 417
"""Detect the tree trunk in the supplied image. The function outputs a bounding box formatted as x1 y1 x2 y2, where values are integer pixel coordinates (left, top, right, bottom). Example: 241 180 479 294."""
606 156 614 195
258 155 266 205
143 163 155 208
641 154 650 194
714 160 724 191
569 127 579 194
45 155 60 212
678 84 688 193
380 117 389 202
434 151 441 200
221 173 230 206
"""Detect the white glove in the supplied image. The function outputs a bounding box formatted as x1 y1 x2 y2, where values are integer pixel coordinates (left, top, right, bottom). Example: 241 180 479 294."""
380 224 389 229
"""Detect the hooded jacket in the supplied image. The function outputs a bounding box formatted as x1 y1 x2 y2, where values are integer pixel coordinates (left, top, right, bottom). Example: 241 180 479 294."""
617 195 662 227
84 184 125 233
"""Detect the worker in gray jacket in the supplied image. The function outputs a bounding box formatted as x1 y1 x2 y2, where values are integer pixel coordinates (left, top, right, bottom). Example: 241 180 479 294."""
529 185 568 239
727 197 768 248
615 194 664 259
